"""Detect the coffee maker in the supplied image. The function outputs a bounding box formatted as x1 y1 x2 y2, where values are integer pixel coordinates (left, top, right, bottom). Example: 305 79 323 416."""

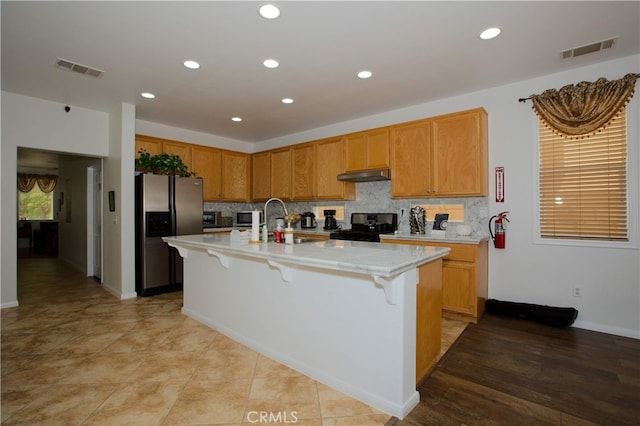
323 209 338 230
300 212 316 228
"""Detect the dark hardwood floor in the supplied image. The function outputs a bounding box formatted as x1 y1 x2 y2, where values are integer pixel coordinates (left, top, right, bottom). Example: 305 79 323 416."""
391 314 639 425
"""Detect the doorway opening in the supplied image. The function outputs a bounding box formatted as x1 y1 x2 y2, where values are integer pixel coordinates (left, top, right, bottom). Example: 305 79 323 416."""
16 148 103 282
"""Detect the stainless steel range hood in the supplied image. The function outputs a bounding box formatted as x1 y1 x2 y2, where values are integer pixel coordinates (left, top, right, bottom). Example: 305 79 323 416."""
337 168 391 182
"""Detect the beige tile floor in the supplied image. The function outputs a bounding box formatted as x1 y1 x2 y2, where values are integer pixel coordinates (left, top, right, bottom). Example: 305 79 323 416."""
1 256 467 425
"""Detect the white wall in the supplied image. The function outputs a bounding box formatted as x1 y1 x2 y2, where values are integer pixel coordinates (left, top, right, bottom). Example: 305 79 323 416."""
119 103 137 299
0 91 137 307
482 59 639 338
102 103 137 299
135 119 254 153
1 92 110 306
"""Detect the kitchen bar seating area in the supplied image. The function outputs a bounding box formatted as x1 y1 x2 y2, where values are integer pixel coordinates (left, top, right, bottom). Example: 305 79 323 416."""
164 233 450 418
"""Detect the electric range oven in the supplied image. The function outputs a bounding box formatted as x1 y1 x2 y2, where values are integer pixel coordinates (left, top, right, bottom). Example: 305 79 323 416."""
329 213 398 242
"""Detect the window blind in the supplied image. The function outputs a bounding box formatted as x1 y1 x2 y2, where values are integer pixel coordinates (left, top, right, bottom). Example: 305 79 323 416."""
539 110 628 241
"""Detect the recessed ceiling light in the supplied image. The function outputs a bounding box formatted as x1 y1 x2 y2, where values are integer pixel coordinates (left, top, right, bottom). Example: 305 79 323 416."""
263 59 279 69
281 98 294 104
231 117 242 122
259 3 280 19
183 60 200 69
357 70 373 79
479 27 501 40
141 92 155 99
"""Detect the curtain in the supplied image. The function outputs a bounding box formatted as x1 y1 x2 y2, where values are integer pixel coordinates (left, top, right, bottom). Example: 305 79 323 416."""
17 173 58 193
17 173 37 192
529 73 639 138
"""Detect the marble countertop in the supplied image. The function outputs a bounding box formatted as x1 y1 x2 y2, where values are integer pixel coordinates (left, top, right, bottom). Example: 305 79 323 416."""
380 232 490 245
203 227 335 235
164 233 450 278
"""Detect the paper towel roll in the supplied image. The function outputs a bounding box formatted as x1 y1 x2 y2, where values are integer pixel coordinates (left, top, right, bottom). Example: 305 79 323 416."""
251 210 260 241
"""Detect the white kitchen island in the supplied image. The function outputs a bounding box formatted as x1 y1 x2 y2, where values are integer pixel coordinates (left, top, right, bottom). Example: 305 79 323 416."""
163 233 449 419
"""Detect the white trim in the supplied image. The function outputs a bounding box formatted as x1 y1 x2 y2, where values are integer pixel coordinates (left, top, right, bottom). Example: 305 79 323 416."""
87 168 94 277
573 320 640 340
101 282 136 300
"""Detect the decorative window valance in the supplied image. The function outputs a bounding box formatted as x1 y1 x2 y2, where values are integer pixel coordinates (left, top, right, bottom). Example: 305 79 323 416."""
529 73 639 138
17 173 58 193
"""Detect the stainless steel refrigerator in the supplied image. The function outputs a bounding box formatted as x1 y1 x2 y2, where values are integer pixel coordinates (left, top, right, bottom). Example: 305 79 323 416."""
135 174 203 296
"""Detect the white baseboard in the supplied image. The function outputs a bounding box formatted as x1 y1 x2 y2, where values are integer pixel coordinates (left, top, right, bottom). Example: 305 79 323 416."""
1 300 19 309
572 320 640 339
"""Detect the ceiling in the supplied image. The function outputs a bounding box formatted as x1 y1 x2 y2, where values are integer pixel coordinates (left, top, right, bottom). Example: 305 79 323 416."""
16 148 60 174
3 1 639 154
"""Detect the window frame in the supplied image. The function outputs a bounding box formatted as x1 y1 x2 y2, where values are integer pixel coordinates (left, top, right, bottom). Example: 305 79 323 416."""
532 95 639 249
17 185 56 221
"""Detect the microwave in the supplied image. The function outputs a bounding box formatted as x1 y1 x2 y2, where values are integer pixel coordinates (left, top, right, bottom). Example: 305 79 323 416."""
203 211 222 228
236 211 262 227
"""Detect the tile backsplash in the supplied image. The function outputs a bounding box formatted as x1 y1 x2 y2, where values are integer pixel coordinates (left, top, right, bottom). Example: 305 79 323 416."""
204 181 490 237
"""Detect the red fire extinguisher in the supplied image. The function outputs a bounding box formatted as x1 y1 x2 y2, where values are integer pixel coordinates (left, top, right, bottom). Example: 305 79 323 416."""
489 211 510 249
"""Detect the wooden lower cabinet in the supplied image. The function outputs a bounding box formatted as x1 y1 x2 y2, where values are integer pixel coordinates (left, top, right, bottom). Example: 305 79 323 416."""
292 232 329 240
416 258 442 383
384 239 488 323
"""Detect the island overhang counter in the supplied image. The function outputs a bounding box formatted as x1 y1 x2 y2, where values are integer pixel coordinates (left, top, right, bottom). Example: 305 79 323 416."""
164 233 450 419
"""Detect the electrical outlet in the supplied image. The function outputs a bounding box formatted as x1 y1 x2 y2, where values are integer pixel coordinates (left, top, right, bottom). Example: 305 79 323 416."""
573 287 581 297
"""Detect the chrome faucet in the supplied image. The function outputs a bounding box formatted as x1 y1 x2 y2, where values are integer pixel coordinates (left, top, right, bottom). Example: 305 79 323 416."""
263 197 289 229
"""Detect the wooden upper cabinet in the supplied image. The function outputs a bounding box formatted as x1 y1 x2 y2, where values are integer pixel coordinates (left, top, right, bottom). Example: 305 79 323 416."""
222 151 251 202
191 146 222 201
162 140 192 170
344 133 366 171
135 135 251 202
270 148 292 200
252 151 271 202
390 119 432 197
390 108 488 198
431 108 488 196
291 143 315 200
135 135 162 157
344 128 390 172
315 137 355 200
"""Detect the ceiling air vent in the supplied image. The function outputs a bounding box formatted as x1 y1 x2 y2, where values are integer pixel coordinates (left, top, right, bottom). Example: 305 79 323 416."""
55 57 104 78
561 37 617 59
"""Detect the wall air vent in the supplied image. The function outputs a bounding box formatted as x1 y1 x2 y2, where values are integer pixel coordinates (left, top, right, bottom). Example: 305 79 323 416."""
561 37 617 60
55 57 104 78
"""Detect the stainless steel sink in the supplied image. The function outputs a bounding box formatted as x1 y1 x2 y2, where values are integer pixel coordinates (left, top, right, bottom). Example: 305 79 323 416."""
293 237 316 244
266 237 316 244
